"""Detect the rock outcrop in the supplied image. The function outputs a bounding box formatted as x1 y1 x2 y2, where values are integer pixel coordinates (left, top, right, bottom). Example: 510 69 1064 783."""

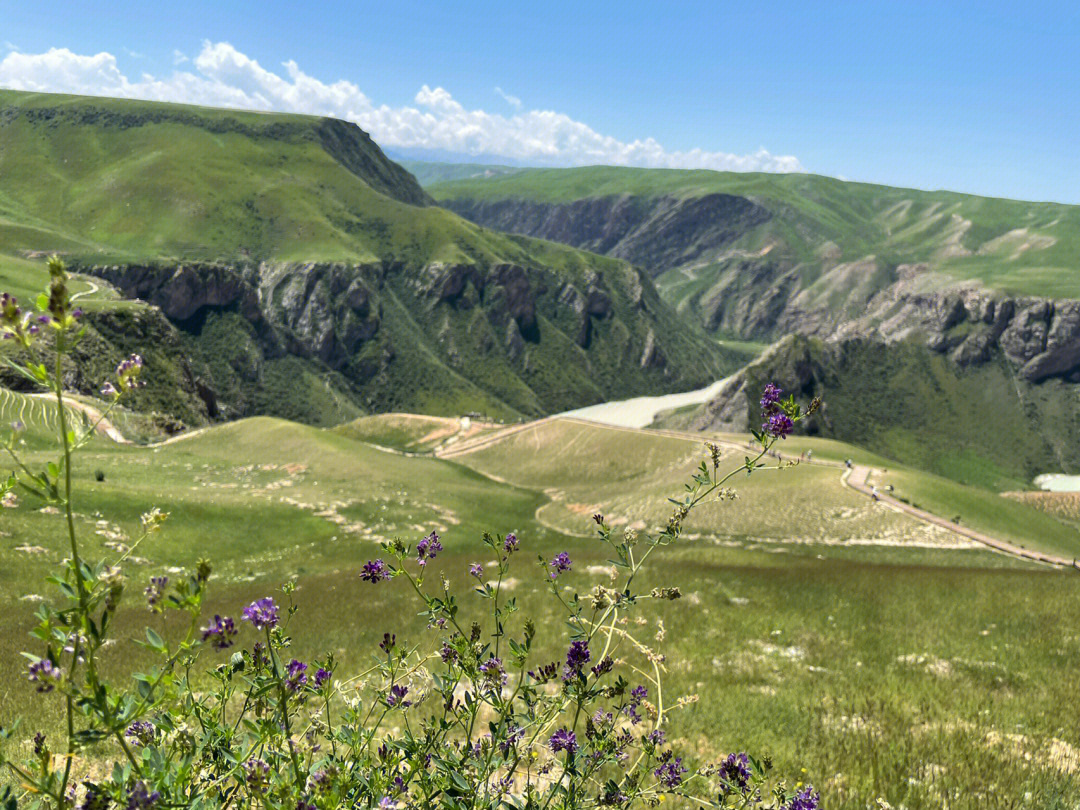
76 255 722 422
442 193 772 277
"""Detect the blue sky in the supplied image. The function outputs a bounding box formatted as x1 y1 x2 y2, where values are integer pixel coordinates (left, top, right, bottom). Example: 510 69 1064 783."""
2 0 1079 202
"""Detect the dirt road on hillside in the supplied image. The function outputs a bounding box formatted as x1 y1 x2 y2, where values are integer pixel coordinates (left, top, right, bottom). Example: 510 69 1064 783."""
441 416 1080 570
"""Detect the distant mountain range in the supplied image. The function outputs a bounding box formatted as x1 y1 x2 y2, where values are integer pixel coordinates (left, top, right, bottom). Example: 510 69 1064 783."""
0 90 733 426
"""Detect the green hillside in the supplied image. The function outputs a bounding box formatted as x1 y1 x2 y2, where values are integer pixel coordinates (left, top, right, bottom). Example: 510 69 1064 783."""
429 164 1080 300
397 159 524 186
0 92 730 424
662 334 1080 492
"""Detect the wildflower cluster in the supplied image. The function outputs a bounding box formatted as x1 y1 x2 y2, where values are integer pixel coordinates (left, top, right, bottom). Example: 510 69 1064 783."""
0 256 820 810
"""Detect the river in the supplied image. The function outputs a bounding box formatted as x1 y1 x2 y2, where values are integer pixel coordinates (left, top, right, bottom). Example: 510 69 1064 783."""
557 375 731 429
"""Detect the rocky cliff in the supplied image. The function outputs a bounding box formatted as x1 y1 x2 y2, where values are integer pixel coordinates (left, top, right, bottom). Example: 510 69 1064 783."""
79 256 726 424
437 185 1080 387
442 194 772 277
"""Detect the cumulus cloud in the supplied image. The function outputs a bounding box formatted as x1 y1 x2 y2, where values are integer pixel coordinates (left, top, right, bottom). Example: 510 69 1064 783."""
0 42 803 173
494 86 522 109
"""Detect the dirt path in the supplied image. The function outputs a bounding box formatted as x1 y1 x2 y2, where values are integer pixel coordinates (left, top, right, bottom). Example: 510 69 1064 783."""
29 393 130 444
842 465 1076 568
70 278 100 302
444 415 1080 570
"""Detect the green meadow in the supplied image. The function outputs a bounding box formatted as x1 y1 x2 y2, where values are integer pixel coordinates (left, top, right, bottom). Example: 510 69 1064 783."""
1 396 1079 808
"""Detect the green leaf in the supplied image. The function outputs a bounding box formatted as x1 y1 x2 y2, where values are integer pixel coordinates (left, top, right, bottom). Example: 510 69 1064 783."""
145 627 167 653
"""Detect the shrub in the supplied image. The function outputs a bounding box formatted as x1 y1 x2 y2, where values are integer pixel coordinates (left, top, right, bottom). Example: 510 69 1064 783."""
0 258 821 809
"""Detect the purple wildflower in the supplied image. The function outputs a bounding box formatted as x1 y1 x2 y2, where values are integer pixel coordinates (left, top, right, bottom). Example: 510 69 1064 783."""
499 724 524 754
654 754 687 789
503 533 519 553
648 729 666 746
386 684 411 708
314 668 332 688
115 354 146 392
380 633 396 653
416 531 443 564
244 758 270 794
144 576 168 611
284 659 308 692
759 383 783 410
125 782 160 810
600 785 629 806
763 411 794 439
439 640 459 664
28 659 62 692
241 597 279 630
549 728 578 755
566 640 590 669
720 752 752 790
631 685 648 702
78 783 109 810
100 382 118 398
360 559 390 583
590 655 614 677
378 798 394 810
125 720 155 746
549 552 572 578
200 615 237 650
787 787 820 810
529 661 558 683
478 656 507 686
469 563 484 578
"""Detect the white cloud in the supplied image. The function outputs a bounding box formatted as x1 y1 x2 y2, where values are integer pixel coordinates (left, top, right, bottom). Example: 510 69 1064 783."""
0 42 803 173
2 42 18 53
172 50 189 65
494 86 522 109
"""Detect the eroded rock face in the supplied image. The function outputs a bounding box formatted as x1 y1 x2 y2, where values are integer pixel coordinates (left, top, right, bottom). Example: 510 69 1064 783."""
76 254 696 421
85 263 260 322
443 193 772 277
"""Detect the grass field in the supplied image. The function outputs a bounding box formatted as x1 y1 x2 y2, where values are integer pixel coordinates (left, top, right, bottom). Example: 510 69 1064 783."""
2 411 1079 808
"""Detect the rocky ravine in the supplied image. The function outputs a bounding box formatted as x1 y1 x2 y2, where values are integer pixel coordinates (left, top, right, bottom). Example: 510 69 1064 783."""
443 196 1080 386
442 194 773 278
77 258 721 423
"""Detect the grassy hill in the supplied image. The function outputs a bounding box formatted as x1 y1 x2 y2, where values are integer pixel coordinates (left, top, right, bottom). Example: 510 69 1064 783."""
658 334 1080 492
428 165 1080 300
397 159 524 186
3 411 1079 808
0 92 730 424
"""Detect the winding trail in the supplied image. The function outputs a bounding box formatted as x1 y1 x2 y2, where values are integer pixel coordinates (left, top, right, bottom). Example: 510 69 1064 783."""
70 279 100 302
441 415 1080 570
28 393 130 444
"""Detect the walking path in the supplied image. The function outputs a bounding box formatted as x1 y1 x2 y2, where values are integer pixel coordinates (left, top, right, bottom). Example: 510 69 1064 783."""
28 393 130 444
841 464 1076 568
441 415 1080 570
